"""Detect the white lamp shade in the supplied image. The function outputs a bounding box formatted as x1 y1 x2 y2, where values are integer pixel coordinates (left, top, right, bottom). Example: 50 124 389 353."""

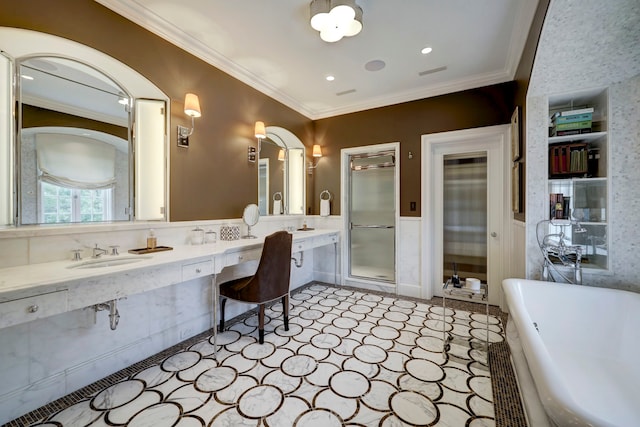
184 93 201 118
312 144 323 157
278 149 285 161
254 121 266 139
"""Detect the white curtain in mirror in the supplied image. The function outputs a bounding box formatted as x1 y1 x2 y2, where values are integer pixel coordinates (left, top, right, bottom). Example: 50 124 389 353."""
0 53 13 225
36 134 116 188
135 99 166 220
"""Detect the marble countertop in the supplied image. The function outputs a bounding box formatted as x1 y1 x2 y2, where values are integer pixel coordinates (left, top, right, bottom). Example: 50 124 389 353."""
0 229 339 299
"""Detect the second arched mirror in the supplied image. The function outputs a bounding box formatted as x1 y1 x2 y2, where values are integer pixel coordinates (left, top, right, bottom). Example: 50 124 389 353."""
258 126 305 216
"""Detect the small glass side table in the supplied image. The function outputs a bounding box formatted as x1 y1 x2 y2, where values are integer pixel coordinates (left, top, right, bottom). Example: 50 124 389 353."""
442 279 489 356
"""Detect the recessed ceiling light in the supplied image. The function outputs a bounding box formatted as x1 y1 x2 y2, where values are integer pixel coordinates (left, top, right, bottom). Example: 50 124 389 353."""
421 47 433 55
364 60 386 72
326 75 335 81
21 75 34 80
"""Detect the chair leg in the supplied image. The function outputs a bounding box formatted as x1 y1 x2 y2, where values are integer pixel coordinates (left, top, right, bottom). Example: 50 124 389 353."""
258 304 265 344
219 297 227 333
282 295 289 331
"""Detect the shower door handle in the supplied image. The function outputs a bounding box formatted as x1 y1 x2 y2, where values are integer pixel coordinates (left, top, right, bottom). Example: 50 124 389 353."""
350 223 395 229
490 232 497 237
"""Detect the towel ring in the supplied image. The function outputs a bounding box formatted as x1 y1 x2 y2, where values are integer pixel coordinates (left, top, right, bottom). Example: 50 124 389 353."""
273 192 283 201
320 190 332 201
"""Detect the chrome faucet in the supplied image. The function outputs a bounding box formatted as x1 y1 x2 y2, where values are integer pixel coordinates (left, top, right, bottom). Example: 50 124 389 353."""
92 244 108 258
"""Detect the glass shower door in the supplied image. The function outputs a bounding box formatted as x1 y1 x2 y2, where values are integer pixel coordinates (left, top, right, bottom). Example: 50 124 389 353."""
349 151 396 283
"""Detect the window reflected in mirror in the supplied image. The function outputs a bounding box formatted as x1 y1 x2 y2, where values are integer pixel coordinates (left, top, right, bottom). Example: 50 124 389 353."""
18 57 131 225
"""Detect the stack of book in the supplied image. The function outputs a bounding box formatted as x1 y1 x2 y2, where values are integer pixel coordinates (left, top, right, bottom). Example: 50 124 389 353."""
550 107 594 137
549 143 588 175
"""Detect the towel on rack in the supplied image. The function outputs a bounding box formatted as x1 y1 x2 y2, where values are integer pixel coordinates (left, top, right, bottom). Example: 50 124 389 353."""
273 200 282 215
320 199 330 217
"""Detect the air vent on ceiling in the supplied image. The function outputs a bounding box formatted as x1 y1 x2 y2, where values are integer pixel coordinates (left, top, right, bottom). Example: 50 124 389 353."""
418 66 447 76
336 89 356 96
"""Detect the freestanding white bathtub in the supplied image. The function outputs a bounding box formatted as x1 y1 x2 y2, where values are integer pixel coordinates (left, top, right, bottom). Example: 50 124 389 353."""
502 278 640 427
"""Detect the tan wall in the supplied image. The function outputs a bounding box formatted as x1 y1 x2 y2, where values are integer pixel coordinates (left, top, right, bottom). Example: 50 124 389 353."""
3 0 548 220
1 0 313 221
314 83 516 216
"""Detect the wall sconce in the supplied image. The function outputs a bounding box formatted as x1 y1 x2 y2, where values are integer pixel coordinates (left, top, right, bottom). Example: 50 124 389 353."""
278 149 285 161
307 144 323 174
249 121 266 162
177 93 201 147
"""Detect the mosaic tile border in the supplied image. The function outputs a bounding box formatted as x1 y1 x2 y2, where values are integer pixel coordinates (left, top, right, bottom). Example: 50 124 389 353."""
4 282 526 427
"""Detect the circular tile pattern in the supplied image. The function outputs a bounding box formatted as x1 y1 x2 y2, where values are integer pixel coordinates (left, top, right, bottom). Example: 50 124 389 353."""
329 370 370 398
92 379 145 410
354 344 387 364
370 325 400 340
384 311 410 322
295 408 342 427
299 309 324 320
32 286 505 427
161 351 201 372
311 333 341 349
281 354 317 377
128 402 181 427
332 316 359 330
405 358 445 382
242 342 276 360
195 366 237 392
390 391 438 425
238 385 283 418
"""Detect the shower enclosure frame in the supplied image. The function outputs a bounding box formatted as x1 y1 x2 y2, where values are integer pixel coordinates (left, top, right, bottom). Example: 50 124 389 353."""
341 142 400 291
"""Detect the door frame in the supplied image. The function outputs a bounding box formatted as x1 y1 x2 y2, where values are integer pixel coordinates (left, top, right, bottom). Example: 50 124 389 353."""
421 125 511 306
341 142 400 291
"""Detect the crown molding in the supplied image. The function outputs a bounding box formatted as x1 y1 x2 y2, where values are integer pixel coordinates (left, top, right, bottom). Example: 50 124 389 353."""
96 0 526 121
95 0 316 118
311 69 512 120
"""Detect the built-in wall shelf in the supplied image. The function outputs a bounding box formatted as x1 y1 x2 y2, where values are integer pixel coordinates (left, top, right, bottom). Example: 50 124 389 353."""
547 87 609 272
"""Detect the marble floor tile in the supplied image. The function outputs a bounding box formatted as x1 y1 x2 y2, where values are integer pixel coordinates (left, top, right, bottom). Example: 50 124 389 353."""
14 284 506 426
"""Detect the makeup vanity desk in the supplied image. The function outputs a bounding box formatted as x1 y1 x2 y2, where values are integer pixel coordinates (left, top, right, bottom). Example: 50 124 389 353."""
0 229 340 330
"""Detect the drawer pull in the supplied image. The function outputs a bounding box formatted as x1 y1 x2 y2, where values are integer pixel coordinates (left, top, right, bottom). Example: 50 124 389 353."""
238 256 244 261
27 305 39 313
196 268 202 274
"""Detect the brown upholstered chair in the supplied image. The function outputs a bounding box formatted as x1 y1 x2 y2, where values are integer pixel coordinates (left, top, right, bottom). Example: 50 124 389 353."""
218 230 292 344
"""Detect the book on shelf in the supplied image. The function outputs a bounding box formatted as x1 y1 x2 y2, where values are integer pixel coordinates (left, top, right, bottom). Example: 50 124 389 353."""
549 143 588 175
553 120 592 131
550 107 594 119
553 112 593 124
550 128 593 137
550 193 571 220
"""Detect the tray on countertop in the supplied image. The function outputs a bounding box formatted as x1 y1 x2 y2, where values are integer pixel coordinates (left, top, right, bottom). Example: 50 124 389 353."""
128 246 173 255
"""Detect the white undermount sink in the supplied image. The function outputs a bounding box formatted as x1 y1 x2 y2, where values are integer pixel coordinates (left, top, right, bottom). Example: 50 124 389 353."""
67 255 151 269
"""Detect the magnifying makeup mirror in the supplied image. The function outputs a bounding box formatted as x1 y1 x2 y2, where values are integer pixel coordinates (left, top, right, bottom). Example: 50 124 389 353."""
242 203 260 239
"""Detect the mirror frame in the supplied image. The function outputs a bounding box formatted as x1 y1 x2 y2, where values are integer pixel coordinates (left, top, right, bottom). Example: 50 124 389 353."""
0 27 170 227
259 126 305 216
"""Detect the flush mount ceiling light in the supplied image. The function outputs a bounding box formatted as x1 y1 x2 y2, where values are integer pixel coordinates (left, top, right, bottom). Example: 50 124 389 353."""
310 0 363 43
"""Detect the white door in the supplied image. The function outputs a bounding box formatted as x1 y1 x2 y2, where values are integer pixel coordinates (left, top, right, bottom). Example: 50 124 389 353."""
422 125 510 306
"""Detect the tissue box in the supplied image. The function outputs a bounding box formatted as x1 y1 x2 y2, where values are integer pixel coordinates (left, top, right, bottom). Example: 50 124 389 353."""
220 225 240 241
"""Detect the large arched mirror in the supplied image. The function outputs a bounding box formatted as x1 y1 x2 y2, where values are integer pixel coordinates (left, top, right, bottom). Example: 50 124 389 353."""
18 57 131 225
258 126 305 216
0 28 169 226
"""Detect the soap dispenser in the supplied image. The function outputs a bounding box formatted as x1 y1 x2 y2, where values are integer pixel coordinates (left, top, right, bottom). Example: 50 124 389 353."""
147 229 157 249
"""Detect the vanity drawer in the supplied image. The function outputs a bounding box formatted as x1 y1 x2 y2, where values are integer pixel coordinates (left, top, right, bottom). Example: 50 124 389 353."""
182 260 213 282
224 249 262 267
0 290 68 328
292 239 309 253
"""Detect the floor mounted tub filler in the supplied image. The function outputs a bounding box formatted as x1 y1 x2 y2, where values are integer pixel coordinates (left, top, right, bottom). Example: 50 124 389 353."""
502 278 640 427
